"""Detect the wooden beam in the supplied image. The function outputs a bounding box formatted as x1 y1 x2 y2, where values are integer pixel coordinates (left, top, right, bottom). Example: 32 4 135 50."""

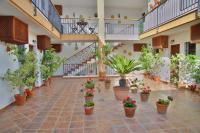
61 34 98 41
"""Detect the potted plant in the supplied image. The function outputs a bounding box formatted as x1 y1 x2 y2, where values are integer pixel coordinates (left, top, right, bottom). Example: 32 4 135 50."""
156 96 173 114
41 48 64 86
4 69 27 106
129 78 144 93
140 86 151 102
84 101 95 115
85 89 94 102
84 78 95 91
188 84 197 92
104 78 111 89
139 47 155 78
123 96 137 118
105 55 142 100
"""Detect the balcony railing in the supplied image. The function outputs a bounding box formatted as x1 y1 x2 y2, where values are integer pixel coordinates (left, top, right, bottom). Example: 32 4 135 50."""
32 0 63 33
61 18 98 34
140 0 199 33
105 19 139 40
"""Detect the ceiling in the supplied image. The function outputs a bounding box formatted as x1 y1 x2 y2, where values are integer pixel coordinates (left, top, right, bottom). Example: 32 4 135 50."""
51 0 147 9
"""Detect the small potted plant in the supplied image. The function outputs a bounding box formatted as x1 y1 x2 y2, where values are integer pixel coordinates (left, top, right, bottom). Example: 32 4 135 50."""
84 101 95 115
156 96 173 114
129 78 144 93
140 86 151 102
84 78 95 92
85 89 94 102
123 96 137 118
188 84 197 92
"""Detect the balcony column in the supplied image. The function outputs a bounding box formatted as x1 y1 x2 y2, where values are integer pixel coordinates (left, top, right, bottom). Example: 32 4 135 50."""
97 0 106 80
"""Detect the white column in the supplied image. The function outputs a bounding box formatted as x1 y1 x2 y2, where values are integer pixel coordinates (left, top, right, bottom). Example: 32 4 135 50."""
97 0 105 42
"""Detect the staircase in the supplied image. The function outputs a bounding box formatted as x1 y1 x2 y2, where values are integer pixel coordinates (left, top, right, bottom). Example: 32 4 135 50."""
63 42 125 76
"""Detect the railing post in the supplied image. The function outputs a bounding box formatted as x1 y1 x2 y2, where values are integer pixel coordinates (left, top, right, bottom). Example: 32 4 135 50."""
198 0 200 17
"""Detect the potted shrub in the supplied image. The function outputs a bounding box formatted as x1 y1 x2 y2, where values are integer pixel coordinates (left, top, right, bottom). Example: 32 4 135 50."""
41 48 64 86
140 86 151 102
129 78 144 93
123 96 137 118
84 101 95 115
4 69 27 106
156 96 173 114
85 89 94 102
105 55 142 100
192 61 200 94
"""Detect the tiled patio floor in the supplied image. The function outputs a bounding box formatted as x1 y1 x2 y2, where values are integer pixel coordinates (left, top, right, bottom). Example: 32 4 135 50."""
1 77 200 133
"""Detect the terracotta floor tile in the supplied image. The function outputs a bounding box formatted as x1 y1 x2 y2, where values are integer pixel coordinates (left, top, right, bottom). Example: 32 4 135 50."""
68 128 83 133
69 121 83 129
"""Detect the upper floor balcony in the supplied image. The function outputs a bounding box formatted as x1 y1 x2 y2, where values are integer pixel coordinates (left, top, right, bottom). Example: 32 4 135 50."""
139 0 200 34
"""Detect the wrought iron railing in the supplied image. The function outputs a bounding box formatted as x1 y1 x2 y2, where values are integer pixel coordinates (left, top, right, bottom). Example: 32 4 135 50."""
32 0 63 33
105 19 138 35
61 18 98 34
140 0 199 33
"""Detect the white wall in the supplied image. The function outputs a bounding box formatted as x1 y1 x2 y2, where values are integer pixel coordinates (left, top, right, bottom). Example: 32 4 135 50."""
0 42 19 109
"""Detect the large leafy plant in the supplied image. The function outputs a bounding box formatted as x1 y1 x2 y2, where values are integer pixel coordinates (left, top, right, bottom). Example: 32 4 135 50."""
41 48 64 80
105 55 142 76
139 47 155 74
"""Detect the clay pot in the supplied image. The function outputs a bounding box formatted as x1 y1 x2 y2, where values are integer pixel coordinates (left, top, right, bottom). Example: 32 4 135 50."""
156 102 169 114
105 80 111 89
124 106 137 118
113 86 129 101
15 94 26 106
25 89 33 98
140 93 150 102
85 106 94 115
153 76 160 82
85 96 94 102
85 89 95 94
44 79 49 87
99 72 106 81
48 78 52 85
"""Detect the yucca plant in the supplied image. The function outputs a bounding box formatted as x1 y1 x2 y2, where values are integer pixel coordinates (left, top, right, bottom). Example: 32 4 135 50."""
105 55 142 87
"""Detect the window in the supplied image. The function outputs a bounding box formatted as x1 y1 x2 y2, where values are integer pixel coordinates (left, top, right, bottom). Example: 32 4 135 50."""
185 42 196 55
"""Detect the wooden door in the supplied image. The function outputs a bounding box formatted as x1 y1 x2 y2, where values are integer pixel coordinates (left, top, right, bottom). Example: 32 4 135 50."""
171 44 180 56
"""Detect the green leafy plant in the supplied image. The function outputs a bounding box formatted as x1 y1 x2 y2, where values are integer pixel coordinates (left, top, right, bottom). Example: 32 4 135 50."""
105 55 142 76
41 48 64 80
157 96 173 105
84 101 95 107
85 93 93 97
139 47 155 74
84 78 95 89
96 43 112 61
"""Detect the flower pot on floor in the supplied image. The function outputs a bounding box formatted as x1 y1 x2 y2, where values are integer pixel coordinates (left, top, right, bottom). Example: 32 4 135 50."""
124 106 137 118
85 106 94 115
113 86 129 101
105 80 111 89
25 89 33 98
156 102 169 114
99 71 106 81
140 93 150 102
15 94 26 106
85 96 94 102
44 79 49 87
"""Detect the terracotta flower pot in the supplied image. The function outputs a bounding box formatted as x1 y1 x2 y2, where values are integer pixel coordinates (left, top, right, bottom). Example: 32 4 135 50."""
124 106 137 118
85 88 95 94
156 102 169 114
105 80 111 89
99 72 106 81
25 89 33 98
153 76 160 82
113 86 129 101
44 79 49 87
85 106 94 115
85 96 94 102
15 94 26 106
140 93 150 102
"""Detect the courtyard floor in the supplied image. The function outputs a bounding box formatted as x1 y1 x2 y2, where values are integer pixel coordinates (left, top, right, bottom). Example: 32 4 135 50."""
1 77 200 133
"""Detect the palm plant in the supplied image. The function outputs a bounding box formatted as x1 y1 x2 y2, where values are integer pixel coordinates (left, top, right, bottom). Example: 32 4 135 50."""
105 55 142 87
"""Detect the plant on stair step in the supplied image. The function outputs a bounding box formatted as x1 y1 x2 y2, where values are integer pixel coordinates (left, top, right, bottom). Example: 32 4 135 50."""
105 54 142 87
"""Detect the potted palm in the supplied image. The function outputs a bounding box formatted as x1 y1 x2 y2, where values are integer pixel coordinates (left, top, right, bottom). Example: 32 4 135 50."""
156 96 173 114
123 96 137 118
84 101 95 115
140 86 151 102
105 55 142 100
